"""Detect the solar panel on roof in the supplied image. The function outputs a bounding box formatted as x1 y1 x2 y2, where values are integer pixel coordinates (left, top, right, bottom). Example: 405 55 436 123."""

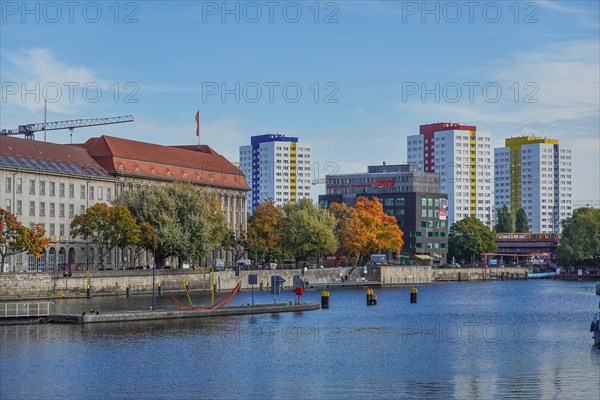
49 162 63 172
6 156 22 167
29 159 43 169
69 164 83 174
0 156 11 166
19 157 35 169
39 160 55 171
59 163 73 173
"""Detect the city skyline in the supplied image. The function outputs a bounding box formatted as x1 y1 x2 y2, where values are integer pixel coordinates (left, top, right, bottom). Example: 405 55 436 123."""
1 1 598 204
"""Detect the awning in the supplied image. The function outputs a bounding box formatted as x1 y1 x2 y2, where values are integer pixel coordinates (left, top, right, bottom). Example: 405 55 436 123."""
414 255 433 260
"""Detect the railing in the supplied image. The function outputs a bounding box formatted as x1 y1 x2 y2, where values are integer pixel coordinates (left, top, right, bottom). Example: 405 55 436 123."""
0 302 53 318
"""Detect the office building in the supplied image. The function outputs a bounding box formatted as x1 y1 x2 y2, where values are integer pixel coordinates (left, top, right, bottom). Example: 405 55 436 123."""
407 122 494 227
239 134 312 213
494 136 572 232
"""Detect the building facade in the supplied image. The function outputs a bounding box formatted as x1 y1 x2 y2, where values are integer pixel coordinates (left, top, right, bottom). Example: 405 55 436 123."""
318 164 448 264
407 122 494 228
0 135 249 272
0 136 117 272
239 134 312 214
494 136 572 232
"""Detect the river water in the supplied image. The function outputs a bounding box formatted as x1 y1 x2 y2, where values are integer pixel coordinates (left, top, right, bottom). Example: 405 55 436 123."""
1 280 599 399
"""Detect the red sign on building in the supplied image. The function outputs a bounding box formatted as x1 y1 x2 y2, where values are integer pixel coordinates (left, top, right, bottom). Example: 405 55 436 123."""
373 179 395 188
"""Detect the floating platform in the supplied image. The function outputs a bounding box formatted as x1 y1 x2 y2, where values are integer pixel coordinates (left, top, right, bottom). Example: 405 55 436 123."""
46 302 320 324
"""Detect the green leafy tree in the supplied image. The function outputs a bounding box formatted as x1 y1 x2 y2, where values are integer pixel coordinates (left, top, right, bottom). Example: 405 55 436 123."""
0 208 50 272
115 184 224 267
220 228 247 264
555 207 600 268
515 208 529 233
448 217 497 264
495 204 513 233
282 198 338 264
70 203 139 268
246 200 284 264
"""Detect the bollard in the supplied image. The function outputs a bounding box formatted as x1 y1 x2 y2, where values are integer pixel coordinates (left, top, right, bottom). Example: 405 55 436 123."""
158 282 163 296
410 288 418 304
86 283 92 298
596 282 600 296
126 282 130 297
260 279 263 291
321 291 330 309
366 288 377 306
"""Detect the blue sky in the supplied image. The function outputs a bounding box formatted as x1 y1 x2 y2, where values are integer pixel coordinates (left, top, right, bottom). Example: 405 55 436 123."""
1 1 599 203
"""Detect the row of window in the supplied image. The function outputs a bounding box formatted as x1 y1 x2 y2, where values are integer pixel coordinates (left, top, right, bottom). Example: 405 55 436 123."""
4 199 85 218
4 177 112 201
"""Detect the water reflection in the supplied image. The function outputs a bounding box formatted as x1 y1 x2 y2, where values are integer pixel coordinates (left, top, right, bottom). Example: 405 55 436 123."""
1 280 599 400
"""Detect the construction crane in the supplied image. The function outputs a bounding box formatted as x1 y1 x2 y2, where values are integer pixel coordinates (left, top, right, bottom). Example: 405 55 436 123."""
1 115 134 141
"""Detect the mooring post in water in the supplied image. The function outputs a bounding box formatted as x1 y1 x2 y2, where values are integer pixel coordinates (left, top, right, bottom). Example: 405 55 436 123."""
126 282 130 297
158 282 162 296
410 288 418 304
596 282 600 296
321 291 329 309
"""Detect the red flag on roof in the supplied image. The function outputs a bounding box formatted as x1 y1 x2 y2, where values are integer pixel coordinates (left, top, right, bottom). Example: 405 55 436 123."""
195 110 200 137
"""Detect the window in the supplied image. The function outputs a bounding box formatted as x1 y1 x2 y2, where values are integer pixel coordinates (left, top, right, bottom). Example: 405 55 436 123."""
107 188 112 201
89 186 94 200
59 203 65 218
5 177 11 193
29 201 35 216
16 178 22 194
98 187 103 200
421 209 427 217
50 182 55 196
80 205 85 214
29 179 36 195
69 184 74 198
49 224 55 236
5 199 11 213
80 185 86 199
16 200 22 215
68 204 74 218
395 198 405 206
39 202 46 216
59 224 65 237
59 183 65 197
40 181 46 195
421 198 427 206
50 203 55 217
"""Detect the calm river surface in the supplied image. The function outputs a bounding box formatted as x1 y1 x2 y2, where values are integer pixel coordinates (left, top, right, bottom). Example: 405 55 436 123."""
1 280 599 399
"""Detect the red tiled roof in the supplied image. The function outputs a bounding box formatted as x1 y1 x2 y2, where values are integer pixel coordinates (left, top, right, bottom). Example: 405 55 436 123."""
0 136 111 178
81 136 249 191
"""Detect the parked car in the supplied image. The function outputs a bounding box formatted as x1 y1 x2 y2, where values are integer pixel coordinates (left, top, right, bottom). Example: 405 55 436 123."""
237 259 252 266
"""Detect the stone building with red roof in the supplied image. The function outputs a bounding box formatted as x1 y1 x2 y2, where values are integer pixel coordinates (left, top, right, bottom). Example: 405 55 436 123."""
0 135 249 272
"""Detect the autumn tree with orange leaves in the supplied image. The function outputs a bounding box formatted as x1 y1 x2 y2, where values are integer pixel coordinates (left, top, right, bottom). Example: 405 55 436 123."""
330 197 403 265
246 200 284 264
0 208 50 272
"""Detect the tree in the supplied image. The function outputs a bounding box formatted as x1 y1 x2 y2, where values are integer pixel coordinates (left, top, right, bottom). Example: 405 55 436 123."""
330 197 403 265
246 200 283 264
555 207 600 268
70 203 139 268
0 208 50 272
495 204 513 233
448 217 497 264
515 208 529 233
220 228 247 264
115 184 226 267
282 198 338 263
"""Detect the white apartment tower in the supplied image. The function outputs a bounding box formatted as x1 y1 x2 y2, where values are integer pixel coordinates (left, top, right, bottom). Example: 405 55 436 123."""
239 134 312 213
494 136 572 232
407 122 494 227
